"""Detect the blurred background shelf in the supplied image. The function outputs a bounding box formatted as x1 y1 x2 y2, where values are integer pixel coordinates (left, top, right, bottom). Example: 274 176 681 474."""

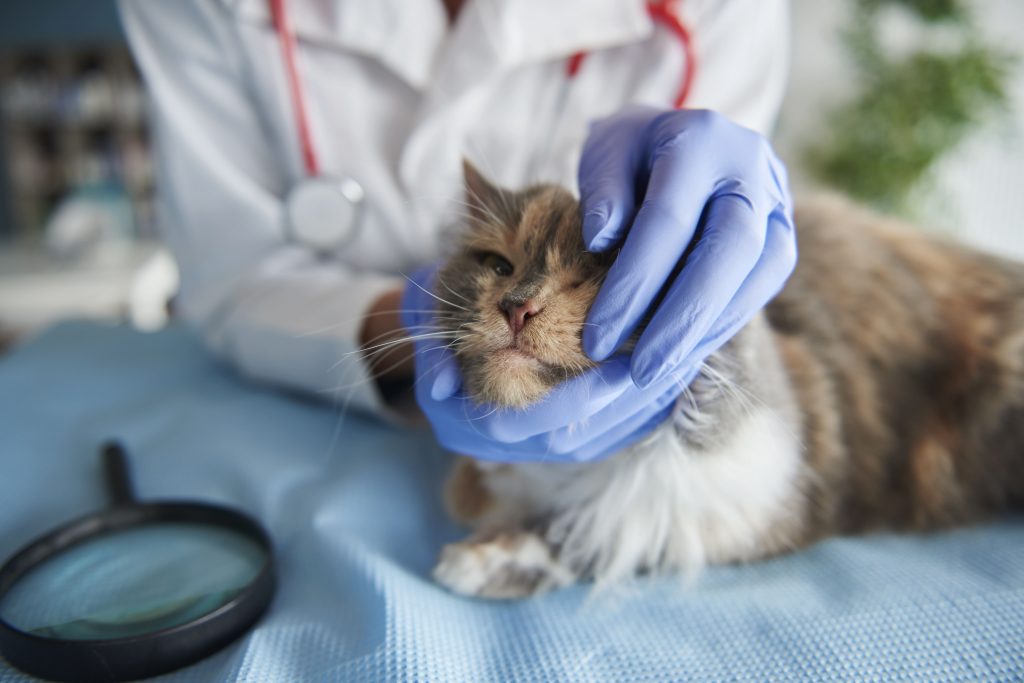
0 43 153 242
0 1 163 341
0 0 131 238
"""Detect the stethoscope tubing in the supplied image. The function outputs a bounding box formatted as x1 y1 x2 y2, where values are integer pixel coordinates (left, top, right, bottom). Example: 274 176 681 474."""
269 0 697 180
567 1 696 108
270 0 321 176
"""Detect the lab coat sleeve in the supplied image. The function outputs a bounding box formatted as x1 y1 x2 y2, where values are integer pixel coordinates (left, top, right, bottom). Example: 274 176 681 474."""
119 0 402 414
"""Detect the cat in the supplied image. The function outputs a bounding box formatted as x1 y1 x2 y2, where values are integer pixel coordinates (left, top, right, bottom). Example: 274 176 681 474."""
426 161 1024 599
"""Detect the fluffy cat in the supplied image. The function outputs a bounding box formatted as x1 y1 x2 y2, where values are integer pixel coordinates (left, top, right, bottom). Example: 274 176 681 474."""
427 161 1024 599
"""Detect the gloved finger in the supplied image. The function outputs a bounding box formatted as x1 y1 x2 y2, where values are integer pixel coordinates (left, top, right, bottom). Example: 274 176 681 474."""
450 387 675 463
467 357 638 443
681 207 797 368
558 387 680 462
418 374 564 461
546 363 695 454
427 347 462 401
583 141 717 361
440 433 541 462
419 359 690 463
577 106 658 252
630 192 768 388
417 356 637 445
425 403 532 460
441 368 687 463
411 342 453 401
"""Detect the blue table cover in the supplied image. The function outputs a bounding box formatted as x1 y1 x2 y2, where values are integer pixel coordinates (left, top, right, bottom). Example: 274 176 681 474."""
1 321 1022 682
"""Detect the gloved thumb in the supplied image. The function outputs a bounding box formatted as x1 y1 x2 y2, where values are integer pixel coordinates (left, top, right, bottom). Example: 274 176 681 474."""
429 349 462 401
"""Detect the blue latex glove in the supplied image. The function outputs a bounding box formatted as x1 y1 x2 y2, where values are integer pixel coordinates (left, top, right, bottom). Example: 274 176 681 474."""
401 265 693 462
579 106 797 387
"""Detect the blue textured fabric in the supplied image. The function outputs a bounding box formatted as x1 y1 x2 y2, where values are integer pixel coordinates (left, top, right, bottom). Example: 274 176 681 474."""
1 321 1022 682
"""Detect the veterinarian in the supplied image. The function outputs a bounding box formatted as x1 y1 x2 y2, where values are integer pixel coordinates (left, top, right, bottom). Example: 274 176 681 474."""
121 0 796 462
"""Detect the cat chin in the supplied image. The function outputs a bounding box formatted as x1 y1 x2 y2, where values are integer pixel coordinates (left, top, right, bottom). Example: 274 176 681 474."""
465 350 555 409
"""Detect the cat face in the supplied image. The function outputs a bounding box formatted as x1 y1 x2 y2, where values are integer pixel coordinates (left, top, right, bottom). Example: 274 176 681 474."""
434 163 613 409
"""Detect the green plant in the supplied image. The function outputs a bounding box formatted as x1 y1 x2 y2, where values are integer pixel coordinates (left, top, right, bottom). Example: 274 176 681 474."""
804 0 1013 210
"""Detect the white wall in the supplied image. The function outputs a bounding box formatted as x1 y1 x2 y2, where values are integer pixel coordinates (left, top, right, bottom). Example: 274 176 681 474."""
774 0 1024 259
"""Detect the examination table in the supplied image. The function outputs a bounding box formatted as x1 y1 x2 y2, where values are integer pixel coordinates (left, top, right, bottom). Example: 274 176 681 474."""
1 321 1022 682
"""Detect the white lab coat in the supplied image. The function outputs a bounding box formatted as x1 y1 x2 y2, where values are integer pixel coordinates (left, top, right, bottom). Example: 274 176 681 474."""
119 0 789 413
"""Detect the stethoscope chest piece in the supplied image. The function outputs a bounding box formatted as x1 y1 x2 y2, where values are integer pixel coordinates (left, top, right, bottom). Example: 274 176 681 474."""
285 176 365 253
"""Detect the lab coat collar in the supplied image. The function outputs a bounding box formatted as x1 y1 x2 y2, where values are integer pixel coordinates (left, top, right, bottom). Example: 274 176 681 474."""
222 0 652 90
477 0 652 68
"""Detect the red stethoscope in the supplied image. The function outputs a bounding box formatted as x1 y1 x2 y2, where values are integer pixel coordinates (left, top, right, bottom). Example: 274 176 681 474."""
270 0 696 252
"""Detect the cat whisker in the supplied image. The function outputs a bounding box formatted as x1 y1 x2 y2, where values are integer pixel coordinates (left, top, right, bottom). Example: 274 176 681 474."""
295 310 463 339
345 328 461 367
696 360 802 446
446 197 515 231
436 275 474 305
445 200 494 218
358 323 457 347
444 206 489 222
329 334 472 402
459 134 518 221
699 362 757 417
400 272 471 312
329 332 462 372
463 182 509 229
405 336 474 386
466 404 502 422
351 331 462 356
322 350 416 394
458 399 493 441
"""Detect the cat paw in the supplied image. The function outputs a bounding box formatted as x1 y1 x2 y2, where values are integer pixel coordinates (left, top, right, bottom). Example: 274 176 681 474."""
433 531 574 599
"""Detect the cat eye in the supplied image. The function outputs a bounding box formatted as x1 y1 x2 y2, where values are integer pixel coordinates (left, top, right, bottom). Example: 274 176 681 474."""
478 252 514 277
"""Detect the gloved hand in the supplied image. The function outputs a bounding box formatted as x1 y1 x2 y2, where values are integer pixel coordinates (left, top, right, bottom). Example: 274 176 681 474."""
578 106 797 388
402 106 795 464
401 265 694 462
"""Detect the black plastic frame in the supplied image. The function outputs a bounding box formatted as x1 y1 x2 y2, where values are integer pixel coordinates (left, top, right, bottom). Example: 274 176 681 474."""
0 448 276 682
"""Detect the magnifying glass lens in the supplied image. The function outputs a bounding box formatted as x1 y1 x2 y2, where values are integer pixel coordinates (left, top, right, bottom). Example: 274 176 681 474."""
0 522 267 641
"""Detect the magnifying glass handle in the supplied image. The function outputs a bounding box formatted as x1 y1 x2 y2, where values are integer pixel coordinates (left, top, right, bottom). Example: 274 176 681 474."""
102 441 138 507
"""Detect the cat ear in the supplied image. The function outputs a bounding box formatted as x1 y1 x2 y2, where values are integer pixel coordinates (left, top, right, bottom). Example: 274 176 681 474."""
462 158 506 224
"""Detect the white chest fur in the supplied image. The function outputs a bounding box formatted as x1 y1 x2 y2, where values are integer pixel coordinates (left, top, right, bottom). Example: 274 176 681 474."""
479 405 806 585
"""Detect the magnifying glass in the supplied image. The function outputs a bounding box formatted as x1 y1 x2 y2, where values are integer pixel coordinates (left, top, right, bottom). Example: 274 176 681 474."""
0 443 275 682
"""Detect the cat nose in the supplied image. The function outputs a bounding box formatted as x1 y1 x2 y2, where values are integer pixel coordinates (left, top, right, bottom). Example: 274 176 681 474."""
500 297 542 337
